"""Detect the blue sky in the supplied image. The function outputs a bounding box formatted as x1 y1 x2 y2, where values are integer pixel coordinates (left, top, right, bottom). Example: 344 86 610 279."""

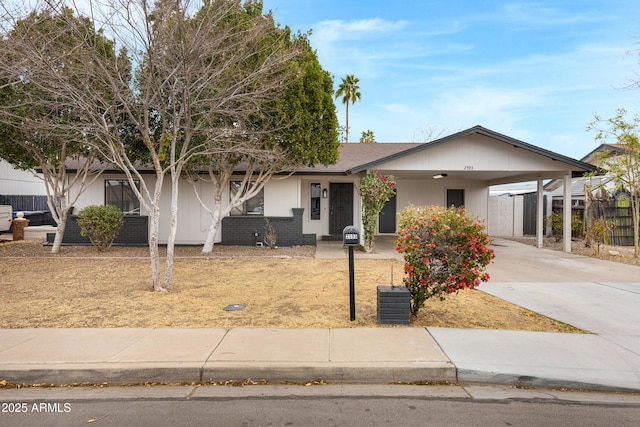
262 0 640 159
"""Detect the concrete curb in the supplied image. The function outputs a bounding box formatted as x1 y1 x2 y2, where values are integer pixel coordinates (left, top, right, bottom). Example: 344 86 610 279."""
201 361 457 384
0 362 457 386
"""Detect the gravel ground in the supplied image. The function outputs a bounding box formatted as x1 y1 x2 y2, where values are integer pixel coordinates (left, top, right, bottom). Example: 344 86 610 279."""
0 239 581 331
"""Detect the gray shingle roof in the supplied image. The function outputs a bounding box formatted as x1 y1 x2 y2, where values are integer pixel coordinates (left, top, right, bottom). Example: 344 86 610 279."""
295 142 422 175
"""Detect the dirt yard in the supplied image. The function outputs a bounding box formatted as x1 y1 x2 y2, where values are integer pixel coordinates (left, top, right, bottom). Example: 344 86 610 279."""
0 240 583 332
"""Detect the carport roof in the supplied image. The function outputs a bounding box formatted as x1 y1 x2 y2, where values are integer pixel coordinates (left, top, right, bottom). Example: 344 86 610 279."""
297 125 598 182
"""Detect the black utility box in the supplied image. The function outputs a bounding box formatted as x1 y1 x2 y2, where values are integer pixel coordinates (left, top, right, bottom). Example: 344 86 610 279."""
377 284 411 325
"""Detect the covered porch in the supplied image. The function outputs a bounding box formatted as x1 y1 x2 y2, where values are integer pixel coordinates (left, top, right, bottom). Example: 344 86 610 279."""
351 127 598 253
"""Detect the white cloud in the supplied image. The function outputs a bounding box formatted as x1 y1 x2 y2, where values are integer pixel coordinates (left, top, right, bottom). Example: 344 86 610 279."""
313 18 410 42
502 2 596 27
311 17 468 78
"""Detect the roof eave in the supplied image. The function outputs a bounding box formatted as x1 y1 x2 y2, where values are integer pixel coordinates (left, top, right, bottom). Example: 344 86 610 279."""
349 125 598 174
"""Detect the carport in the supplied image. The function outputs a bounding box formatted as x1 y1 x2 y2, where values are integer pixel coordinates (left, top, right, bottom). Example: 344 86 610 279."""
349 126 598 252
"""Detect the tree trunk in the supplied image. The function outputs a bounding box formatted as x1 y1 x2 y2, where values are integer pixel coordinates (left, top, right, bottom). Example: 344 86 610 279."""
148 177 166 292
163 171 180 289
202 193 227 254
345 102 350 143
51 210 67 254
148 204 163 292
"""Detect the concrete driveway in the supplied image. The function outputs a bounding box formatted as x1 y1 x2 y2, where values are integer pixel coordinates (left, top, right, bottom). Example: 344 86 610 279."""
438 238 640 390
483 238 640 335
486 238 640 283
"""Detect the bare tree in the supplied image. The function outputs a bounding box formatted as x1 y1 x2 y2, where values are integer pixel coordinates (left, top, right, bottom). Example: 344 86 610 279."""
0 4 111 253
187 31 340 254
1 0 303 291
411 125 447 142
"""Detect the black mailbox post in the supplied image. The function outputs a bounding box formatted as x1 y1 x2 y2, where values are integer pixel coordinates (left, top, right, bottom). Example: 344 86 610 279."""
343 225 359 321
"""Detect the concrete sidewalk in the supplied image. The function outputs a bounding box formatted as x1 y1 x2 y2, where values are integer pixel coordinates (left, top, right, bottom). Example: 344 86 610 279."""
3 326 640 391
0 328 455 385
3 237 640 391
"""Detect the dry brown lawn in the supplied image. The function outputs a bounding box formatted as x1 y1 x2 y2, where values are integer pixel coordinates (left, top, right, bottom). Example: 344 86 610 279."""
0 240 581 332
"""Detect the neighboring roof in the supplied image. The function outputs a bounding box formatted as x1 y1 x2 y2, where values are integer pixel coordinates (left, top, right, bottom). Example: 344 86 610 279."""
489 182 540 196
544 143 623 193
580 143 626 163
545 175 614 197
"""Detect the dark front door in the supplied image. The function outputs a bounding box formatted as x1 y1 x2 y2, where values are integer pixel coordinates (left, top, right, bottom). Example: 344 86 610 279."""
378 192 396 233
329 183 353 235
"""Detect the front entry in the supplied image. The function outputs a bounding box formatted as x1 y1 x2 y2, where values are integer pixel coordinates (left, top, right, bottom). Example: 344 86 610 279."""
379 192 396 233
329 183 353 235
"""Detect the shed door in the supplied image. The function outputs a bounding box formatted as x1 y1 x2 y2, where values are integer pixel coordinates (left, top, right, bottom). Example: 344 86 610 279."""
447 189 465 208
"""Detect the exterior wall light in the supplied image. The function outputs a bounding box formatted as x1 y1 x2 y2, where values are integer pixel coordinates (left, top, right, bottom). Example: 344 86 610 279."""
322 188 328 198
432 173 448 179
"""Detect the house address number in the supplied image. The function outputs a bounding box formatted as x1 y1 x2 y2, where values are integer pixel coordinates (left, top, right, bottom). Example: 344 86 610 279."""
344 234 358 240
464 165 474 170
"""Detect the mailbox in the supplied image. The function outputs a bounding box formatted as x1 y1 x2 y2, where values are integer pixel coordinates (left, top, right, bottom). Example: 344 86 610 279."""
342 225 360 247
343 225 360 321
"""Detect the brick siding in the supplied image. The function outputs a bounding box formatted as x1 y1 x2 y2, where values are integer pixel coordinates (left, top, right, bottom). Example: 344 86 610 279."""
221 208 315 246
46 215 148 246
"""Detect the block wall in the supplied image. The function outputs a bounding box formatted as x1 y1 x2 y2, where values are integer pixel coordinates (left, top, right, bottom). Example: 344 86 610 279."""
221 208 315 246
46 215 148 245
487 195 523 237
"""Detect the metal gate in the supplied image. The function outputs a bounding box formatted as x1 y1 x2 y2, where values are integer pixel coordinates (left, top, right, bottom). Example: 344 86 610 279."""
522 193 546 236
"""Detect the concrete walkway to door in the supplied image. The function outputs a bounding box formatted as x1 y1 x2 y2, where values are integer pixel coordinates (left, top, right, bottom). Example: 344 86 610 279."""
315 235 403 261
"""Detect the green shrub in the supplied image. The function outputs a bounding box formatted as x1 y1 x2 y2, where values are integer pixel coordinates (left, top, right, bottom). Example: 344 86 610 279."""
585 217 615 254
547 212 583 242
358 172 396 252
76 205 124 252
395 205 495 316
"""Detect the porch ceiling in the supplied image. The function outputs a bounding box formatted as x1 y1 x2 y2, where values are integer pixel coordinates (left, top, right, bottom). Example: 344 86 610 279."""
377 169 578 185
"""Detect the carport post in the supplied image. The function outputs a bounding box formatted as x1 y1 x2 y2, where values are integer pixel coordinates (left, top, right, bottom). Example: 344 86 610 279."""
563 173 571 252
536 177 543 248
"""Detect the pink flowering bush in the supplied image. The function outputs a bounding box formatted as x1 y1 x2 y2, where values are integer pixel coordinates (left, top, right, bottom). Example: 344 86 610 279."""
358 172 396 252
395 205 495 315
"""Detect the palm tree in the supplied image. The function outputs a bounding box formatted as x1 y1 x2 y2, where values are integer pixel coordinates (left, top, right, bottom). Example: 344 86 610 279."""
335 74 361 143
359 129 375 143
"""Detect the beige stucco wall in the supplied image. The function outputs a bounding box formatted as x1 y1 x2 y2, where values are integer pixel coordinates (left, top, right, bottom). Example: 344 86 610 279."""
0 160 46 195
72 174 217 244
71 173 307 245
394 177 489 223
